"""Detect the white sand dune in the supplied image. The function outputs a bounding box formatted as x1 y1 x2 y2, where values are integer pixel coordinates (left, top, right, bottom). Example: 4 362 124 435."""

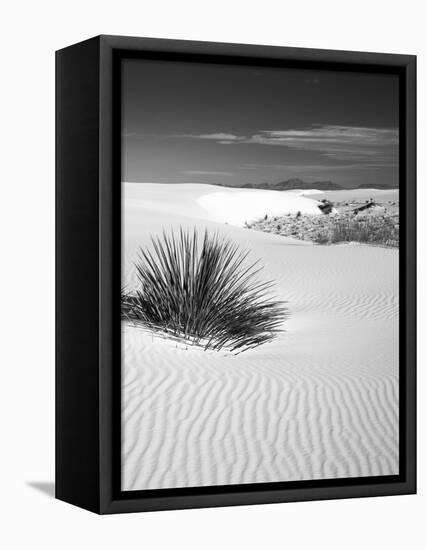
307 188 399 203
122 183 399 491
125 182 324 227
198 188 323 225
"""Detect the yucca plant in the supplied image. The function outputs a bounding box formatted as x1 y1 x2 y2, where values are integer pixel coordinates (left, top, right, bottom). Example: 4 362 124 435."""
122 228 287 353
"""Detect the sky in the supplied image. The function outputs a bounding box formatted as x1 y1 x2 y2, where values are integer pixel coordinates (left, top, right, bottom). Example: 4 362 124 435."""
122 58 399 188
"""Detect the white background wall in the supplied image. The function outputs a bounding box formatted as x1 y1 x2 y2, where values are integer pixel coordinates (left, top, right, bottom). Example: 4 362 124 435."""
1 1 423 548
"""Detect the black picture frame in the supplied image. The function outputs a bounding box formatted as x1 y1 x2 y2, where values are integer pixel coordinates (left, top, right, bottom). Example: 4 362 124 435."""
56 35 416 514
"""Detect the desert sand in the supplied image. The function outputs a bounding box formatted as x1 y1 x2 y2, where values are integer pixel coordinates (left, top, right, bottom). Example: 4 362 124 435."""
122 183 399 491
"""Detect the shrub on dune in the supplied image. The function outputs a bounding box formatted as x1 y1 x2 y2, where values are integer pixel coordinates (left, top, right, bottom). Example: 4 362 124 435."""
329 217 399 246
122 228 287 353
309 216 399 246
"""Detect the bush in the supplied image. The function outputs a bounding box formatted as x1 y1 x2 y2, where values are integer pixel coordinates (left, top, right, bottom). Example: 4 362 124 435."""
329 217 399 246
313 231 330 245
122 228 287 353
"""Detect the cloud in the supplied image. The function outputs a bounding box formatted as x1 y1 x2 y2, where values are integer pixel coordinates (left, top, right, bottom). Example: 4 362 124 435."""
174 133 245 142
183 170 234 176
123 131 243 140
248 126 398 164
242 161 398 172
173 125 398 165
248 125 397 147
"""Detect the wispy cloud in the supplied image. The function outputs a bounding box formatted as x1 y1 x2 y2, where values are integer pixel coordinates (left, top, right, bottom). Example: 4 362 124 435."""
183 170 234 176
172 125 398 165
242 162 398 172
173 133 246 143
246 126 398 159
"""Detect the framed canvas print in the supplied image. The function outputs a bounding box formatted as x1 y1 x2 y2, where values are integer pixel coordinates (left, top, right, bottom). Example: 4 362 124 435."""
56 35 416 514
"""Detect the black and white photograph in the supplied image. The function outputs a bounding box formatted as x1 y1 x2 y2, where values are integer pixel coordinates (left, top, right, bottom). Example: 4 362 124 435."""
120 57 401 491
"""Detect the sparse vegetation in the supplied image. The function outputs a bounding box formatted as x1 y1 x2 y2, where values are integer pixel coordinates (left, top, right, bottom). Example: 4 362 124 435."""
312 232 330 245
328 217 399 246
122 228 287 353
247 199 399 248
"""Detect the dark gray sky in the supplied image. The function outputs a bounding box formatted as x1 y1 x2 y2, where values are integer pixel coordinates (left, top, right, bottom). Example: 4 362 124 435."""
122 58 399 188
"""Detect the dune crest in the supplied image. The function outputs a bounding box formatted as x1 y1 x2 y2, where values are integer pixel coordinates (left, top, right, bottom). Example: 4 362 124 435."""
197 189 322 225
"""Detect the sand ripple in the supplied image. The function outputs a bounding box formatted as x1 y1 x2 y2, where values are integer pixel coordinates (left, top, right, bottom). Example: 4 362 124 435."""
122 324 398 490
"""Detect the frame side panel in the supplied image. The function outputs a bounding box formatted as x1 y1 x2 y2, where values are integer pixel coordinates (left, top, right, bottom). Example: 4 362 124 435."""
55 37 101 513
98 37 119 513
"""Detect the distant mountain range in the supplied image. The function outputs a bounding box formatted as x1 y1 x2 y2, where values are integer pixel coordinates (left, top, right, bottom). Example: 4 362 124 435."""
215 179 396 191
